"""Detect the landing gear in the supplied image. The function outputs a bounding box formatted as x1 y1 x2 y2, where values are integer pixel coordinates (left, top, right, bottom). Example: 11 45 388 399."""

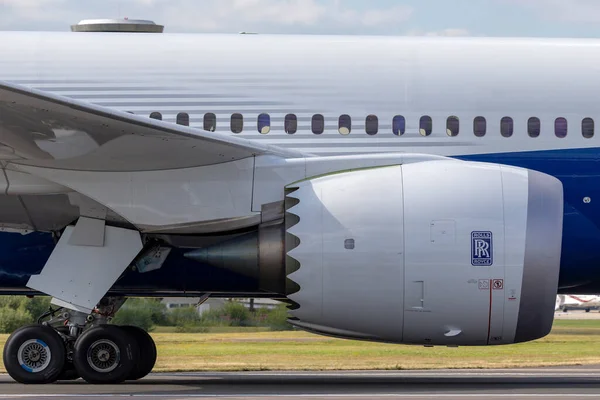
2 298 157 384
3 221 151 384
72 325 138 384
121 325 157 381
3 325 65 384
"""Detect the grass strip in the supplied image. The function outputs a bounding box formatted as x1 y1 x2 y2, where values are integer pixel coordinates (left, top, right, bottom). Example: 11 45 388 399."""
1 320 599 372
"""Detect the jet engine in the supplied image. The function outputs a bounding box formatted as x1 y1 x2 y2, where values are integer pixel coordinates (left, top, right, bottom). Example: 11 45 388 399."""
187 160 563 346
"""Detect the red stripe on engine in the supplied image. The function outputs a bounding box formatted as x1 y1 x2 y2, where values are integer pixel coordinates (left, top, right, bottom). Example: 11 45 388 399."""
487 279 493 344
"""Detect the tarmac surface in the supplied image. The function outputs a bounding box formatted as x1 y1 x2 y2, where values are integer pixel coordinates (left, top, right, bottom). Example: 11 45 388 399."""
555 309 600 319
0 311 597 399
2 367 600 399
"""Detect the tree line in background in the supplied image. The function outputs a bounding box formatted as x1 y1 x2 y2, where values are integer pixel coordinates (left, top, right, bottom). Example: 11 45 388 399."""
0 296 292 333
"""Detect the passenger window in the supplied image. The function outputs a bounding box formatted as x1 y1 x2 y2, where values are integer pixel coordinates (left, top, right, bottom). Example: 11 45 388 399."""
204 113 216 132
447 116 459 137
176 112 189 126
258 113 270 134
150 112 162 121
473 116 486 137
500 117 513 138
555 117 567 138
392 115 405 136
338 114 352 135
312 114 324 135
231 113 243 134
366 115 378 135
338 114 351 135
420 116 432 136
285 114 297 134
528 117 540 138
583 118 595 139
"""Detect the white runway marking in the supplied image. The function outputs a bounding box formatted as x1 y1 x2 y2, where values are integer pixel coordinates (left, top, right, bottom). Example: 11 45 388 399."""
0 394 600 398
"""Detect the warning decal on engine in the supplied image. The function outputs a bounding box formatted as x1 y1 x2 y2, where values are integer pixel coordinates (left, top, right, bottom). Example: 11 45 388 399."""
471 231 493 266
492 279 504 290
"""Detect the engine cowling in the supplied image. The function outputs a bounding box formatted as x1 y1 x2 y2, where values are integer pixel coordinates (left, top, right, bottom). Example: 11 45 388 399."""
284 160 563 346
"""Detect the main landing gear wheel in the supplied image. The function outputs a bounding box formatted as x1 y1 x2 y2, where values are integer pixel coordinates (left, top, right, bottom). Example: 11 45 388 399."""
2 325 65 384
121 326 157 381
73 325 138 384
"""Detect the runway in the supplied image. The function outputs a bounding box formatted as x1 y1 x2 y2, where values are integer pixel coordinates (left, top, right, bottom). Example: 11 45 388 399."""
555 310 600 319
2 367 600 399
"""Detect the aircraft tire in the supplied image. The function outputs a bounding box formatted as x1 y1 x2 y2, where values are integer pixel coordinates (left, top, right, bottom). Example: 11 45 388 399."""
73 325 138 384
2 324 66 384
121 325 157 381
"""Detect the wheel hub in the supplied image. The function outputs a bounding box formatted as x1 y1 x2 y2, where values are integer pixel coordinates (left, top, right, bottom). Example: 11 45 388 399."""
29 350 41 362
97 349 110 362
87 339 120 373
17 339 52 373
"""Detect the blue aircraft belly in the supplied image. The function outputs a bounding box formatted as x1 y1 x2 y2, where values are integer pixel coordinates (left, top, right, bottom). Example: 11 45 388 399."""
0 232 258 295
0 148 598 295
459 147 600 291
0 232 53 289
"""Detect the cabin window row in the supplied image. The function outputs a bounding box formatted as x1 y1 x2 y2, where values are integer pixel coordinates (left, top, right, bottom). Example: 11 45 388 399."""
148 112 595 138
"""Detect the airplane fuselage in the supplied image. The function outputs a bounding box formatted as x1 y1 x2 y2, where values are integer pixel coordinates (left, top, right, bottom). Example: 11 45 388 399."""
0 32 600 293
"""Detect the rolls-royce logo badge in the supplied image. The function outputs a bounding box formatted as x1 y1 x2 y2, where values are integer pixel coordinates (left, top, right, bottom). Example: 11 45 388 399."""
472 231 493 266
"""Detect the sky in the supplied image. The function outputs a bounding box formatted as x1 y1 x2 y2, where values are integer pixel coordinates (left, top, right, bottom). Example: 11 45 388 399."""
2 0 600 37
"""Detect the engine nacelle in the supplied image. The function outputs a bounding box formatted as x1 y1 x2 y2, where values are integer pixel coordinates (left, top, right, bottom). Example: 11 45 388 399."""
284 160 563 346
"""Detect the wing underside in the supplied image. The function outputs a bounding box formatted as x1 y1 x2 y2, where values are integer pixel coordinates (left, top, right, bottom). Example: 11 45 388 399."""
0 81 302 233
0 80 300 172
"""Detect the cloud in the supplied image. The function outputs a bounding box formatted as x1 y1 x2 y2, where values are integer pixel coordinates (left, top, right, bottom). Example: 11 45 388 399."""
324 2 413 28
0 0 415 33
361 5 413 27
503 0 600 23
1 0 65 8
406 28 471 37
157 0 414 33
155 0 329 31
0 0 70 21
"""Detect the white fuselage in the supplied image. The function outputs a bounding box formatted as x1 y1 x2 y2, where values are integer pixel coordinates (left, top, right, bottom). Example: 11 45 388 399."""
0 32 599 239
1 32 599 157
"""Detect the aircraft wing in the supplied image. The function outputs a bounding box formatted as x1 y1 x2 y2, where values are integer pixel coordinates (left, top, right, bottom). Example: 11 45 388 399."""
0 81 303 172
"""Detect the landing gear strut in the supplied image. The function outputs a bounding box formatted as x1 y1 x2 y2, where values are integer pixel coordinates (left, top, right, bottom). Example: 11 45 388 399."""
2 297 157 384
